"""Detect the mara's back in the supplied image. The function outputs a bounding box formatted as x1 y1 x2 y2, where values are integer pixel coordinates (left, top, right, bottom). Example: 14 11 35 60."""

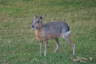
41 21 70 40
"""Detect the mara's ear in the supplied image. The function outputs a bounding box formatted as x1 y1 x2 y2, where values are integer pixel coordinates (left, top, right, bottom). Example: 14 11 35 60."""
35 16 38 18
35 16 43 19
39 16 43 19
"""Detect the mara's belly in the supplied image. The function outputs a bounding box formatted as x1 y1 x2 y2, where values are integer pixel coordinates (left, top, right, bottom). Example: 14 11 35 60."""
35 30 60 40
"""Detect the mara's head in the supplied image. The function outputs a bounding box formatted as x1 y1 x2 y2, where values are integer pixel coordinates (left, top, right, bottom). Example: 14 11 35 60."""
32 16 43 30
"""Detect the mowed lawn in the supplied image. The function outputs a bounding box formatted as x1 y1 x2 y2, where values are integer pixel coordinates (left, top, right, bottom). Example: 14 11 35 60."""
0 0 96 64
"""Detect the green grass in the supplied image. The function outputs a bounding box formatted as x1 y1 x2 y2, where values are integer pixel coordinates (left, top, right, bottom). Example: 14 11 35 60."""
0 0 96 64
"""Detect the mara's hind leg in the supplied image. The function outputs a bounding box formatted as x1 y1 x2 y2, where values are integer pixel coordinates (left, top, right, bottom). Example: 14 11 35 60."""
63 32 76 56
65 38 75 56
54 38 60 53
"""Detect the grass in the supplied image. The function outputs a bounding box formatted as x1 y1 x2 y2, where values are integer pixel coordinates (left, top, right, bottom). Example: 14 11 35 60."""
0 0 96 64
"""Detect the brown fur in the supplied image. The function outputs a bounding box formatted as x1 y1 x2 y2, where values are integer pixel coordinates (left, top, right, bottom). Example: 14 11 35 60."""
35 29 42 40
35 29 60 41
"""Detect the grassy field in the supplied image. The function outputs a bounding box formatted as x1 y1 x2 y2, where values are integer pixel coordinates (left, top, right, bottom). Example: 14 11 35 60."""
0 0 96 64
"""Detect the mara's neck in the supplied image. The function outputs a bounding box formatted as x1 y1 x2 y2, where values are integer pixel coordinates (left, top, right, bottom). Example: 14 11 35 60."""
36 23 43 30
34 26 42 40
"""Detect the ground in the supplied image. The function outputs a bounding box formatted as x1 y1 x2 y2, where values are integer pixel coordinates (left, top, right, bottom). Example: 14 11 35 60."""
0 0 96 64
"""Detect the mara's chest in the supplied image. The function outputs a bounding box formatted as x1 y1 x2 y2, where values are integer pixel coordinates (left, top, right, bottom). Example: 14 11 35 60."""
35 30 42 40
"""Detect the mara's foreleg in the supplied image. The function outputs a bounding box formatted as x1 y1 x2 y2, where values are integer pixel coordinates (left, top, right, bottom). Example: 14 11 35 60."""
40 41 43 56
54 38 60 53
44 41 48 56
